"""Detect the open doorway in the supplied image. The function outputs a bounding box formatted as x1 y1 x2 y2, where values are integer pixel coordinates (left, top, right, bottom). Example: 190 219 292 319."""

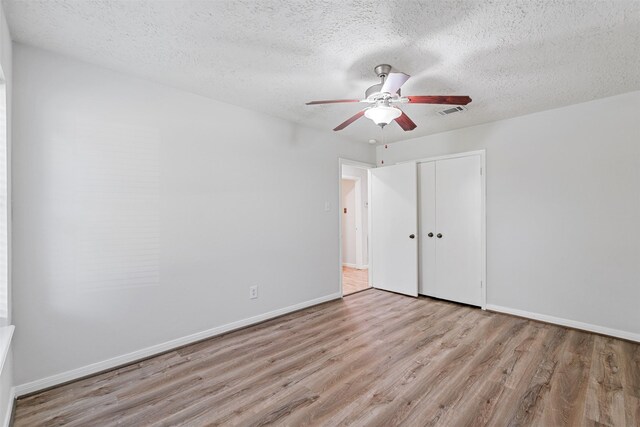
339 160 373 296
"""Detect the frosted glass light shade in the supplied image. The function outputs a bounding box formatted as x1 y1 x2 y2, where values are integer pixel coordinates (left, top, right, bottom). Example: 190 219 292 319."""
364 106 402 125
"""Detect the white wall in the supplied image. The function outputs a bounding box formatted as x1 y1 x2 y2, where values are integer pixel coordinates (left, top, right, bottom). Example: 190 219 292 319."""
377 90 640 339
342 165 369 267
341 179 356 265
12 44 375 388
0 1 13 423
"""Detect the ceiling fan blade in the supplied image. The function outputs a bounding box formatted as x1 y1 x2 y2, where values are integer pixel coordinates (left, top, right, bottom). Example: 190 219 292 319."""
406 96 472 105
395 111 417 131
333 110 365 131
306 99 361 105
381 72 410 94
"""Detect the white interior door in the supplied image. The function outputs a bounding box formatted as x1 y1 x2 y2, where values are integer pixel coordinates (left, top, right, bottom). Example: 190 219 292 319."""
370 162 418 297
418 161 436 296
435 155 482 306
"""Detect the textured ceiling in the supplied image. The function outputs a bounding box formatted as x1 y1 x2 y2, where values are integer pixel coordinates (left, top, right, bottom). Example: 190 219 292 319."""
5 0 640 143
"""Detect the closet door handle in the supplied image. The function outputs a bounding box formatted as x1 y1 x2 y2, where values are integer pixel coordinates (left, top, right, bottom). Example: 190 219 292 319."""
409 234 415 239
427 232 434 238
436 233 443 238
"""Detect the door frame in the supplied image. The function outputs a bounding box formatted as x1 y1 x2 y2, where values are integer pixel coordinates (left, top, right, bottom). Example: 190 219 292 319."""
338 158 375 297
400 150 487 309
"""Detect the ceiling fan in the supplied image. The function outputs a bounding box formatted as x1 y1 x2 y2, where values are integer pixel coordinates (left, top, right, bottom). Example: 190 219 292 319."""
306 64 472 131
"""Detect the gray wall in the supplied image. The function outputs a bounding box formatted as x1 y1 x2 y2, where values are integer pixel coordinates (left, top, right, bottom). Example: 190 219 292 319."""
12 44 375 386
377 90 640 338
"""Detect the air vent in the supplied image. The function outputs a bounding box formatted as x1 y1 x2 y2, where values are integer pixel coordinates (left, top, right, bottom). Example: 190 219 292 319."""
438 106 467 116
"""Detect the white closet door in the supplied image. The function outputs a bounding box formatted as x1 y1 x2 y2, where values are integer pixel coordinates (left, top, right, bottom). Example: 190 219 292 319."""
418 161 436 296
435 155 482 306
370 162 418 297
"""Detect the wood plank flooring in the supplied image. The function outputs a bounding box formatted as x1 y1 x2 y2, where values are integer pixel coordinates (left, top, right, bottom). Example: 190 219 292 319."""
14 289 640 426
342 266 369 295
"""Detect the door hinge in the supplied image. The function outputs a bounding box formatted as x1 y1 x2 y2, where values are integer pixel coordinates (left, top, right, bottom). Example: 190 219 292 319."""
480 280 483 288
480 167 483 175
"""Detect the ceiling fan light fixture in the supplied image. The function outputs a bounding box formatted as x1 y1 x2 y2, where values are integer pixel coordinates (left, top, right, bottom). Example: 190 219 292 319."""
305 64 472 132
364 106 402 126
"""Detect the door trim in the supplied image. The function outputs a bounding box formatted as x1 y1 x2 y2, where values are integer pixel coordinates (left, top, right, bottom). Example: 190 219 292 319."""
338 158 375 297
402 150 487 309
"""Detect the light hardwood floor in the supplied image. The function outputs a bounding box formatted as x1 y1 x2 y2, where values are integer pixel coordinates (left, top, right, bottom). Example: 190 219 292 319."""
14 289 640 426
342 266 369 295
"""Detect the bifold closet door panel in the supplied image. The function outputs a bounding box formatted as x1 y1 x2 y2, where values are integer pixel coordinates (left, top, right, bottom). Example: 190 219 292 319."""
435 155 482 306
370 162 419 297
418 161 437 297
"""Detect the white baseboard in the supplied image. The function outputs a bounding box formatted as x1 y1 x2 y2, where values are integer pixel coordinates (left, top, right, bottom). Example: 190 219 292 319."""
15 292 342 397
486 304 640 343
2 387 14 427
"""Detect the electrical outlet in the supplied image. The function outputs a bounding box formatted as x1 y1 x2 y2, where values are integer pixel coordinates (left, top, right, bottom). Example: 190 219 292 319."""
249 285 258 299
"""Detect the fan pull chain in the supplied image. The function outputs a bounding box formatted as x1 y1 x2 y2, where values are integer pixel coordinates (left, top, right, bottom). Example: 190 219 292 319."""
377 125 385 166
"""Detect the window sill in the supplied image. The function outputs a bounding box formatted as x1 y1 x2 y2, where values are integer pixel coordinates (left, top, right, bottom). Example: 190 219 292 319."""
0 325 14 374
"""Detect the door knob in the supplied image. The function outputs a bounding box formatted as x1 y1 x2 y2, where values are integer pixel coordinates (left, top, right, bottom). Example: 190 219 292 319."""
437 233 443 238
427 232 434 238
409 234 415 239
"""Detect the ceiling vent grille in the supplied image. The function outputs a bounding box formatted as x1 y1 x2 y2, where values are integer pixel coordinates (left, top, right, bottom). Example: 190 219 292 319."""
438 106 467 116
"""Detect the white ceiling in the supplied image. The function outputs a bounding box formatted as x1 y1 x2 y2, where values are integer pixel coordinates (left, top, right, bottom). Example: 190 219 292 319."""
5 0 640 143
